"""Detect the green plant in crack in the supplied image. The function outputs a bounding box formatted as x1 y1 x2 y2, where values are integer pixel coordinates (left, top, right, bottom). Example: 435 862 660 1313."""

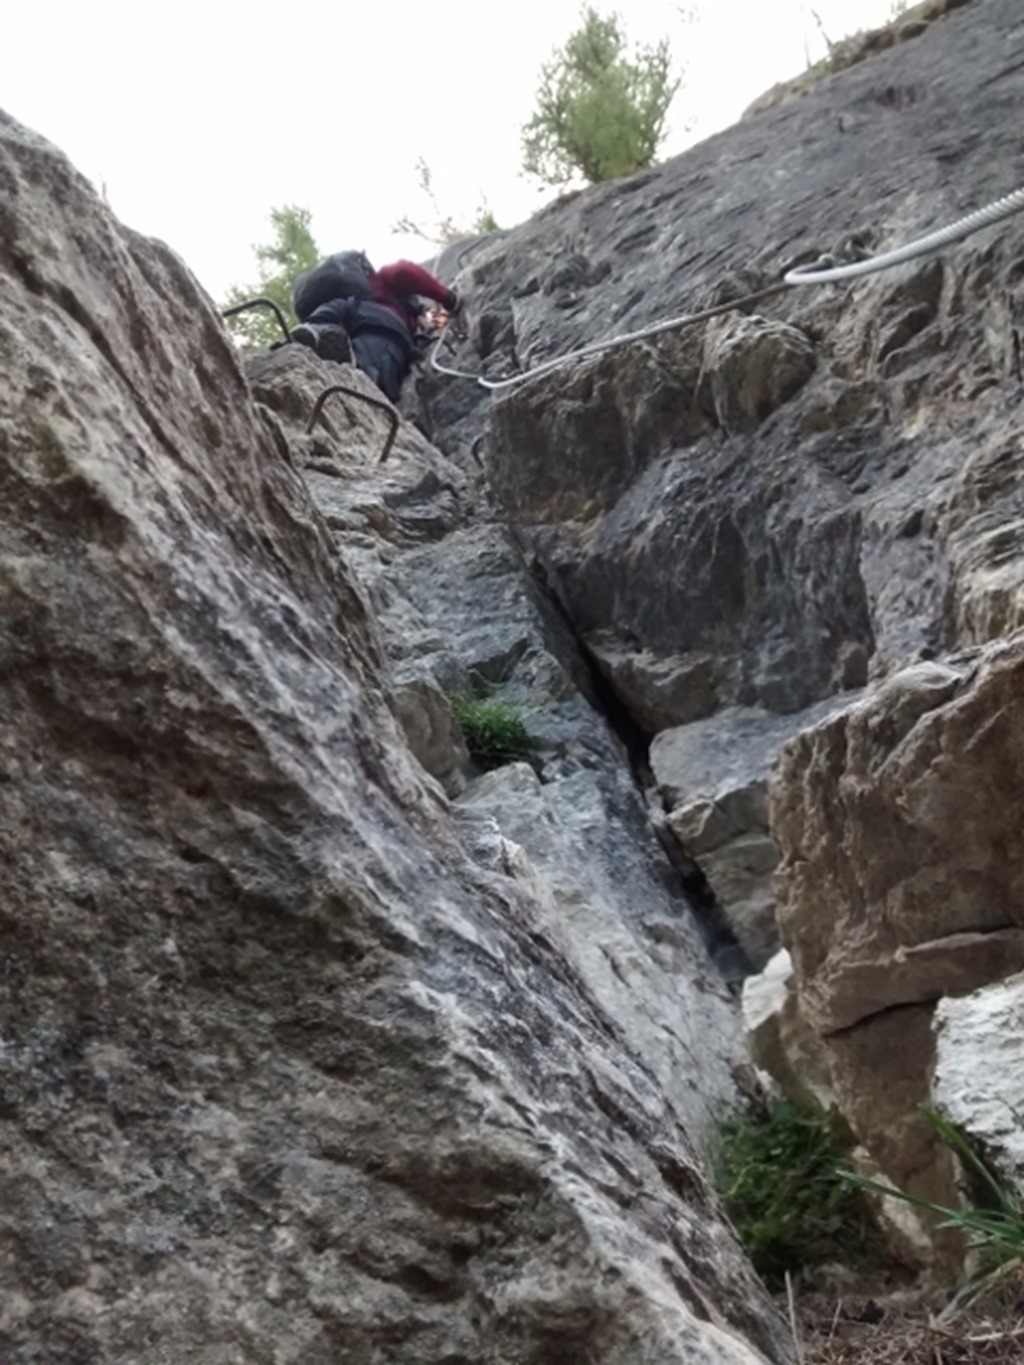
841 1108 1024 1289
450 692 535 771
711 1099 885 1289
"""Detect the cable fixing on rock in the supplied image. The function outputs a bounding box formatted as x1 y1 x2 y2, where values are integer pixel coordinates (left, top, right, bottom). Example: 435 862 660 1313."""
432 182 1024 392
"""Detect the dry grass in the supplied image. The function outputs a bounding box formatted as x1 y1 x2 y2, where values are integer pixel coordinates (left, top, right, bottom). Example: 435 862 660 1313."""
742 0 974 119
789 1264 1024 1364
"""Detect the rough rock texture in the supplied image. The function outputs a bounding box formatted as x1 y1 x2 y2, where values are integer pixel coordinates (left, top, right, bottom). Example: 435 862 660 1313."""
416 0 1024 1263
703 314 816 437
649 698 856 971
6 0 1024 1344
933 973 1024 1179
428 0 1024 725
740 952 834 1114
249 343 753 1087
769 641 1024 1239
0 113 794 1362
743 0 975 119
772 647 1024 1035
459 759 740 1088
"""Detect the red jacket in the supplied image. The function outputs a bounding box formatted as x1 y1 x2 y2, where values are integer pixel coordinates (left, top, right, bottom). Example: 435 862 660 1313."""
371 261 454 332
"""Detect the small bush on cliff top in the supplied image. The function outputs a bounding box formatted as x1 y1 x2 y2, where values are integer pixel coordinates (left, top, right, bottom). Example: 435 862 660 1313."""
711 1100 885 1289
521 6 680 186
451 693 535 771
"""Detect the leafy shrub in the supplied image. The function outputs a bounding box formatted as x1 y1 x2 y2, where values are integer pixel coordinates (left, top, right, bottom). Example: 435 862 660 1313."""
521 7 680 186
711 1100 885 1288
451 693 535 771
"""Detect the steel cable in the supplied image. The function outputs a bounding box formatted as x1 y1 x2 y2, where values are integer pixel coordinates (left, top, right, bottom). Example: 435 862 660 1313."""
431 183 1024 392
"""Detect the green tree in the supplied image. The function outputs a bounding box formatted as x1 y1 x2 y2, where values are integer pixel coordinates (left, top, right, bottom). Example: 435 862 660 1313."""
221 204 319 348
521 7 681 187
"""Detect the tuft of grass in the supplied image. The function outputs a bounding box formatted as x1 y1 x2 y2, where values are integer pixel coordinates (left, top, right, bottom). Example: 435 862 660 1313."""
451 692 535 771
711 1100 886 1289
840 1108 1024 1281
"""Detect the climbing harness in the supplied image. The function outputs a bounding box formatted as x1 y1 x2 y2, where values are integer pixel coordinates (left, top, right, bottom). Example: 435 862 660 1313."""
430 182 1024 393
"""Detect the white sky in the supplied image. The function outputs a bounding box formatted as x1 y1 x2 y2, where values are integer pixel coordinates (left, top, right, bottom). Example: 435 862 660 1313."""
2 1 901 300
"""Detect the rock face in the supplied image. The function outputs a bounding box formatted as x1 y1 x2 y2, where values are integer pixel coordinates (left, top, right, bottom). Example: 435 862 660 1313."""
419 0 1024 1267
650 698 857 971
773 649 1024 1035
740 951 833 1114
0 113 790 1363
5 2 1024 1351
769 642 1024 1230
437 0 1024 727
933 973 1024 1180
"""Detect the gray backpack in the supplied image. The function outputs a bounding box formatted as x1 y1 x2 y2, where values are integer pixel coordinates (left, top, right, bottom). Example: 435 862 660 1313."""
292 251 374 319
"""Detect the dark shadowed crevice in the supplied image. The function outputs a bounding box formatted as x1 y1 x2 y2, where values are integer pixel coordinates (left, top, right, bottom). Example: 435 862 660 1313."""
503 520 753 988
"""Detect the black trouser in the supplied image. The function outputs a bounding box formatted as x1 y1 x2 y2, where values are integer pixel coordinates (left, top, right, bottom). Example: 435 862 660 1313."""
305 301 410 404
349 332 408 404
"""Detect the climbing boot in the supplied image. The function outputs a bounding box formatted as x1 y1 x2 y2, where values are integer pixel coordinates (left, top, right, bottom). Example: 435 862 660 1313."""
314 325 353 364
290 323 320 352
289 323 352 364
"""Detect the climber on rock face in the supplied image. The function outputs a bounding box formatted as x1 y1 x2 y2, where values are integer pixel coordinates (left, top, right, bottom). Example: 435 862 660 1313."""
289 250 461 403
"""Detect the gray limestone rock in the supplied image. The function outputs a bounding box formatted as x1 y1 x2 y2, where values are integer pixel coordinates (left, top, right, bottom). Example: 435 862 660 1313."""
429 0 1024 730
772 649 1024 1035
650 698 858 969
390 673 469 795
459 760 743 1096
932 974 1024 1182
0 111 790 1363
417 1 1024 1269
9 0 1024 1328
741 950 835 1113
702 313 816 435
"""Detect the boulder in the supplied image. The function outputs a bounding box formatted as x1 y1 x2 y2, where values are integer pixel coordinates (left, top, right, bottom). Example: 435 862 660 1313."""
651 698 858 969
768 642 1024 1257
933 973 1024 1181
772 649 1024 1036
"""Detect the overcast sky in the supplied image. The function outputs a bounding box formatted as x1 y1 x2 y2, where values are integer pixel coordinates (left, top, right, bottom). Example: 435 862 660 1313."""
3 1 901 300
